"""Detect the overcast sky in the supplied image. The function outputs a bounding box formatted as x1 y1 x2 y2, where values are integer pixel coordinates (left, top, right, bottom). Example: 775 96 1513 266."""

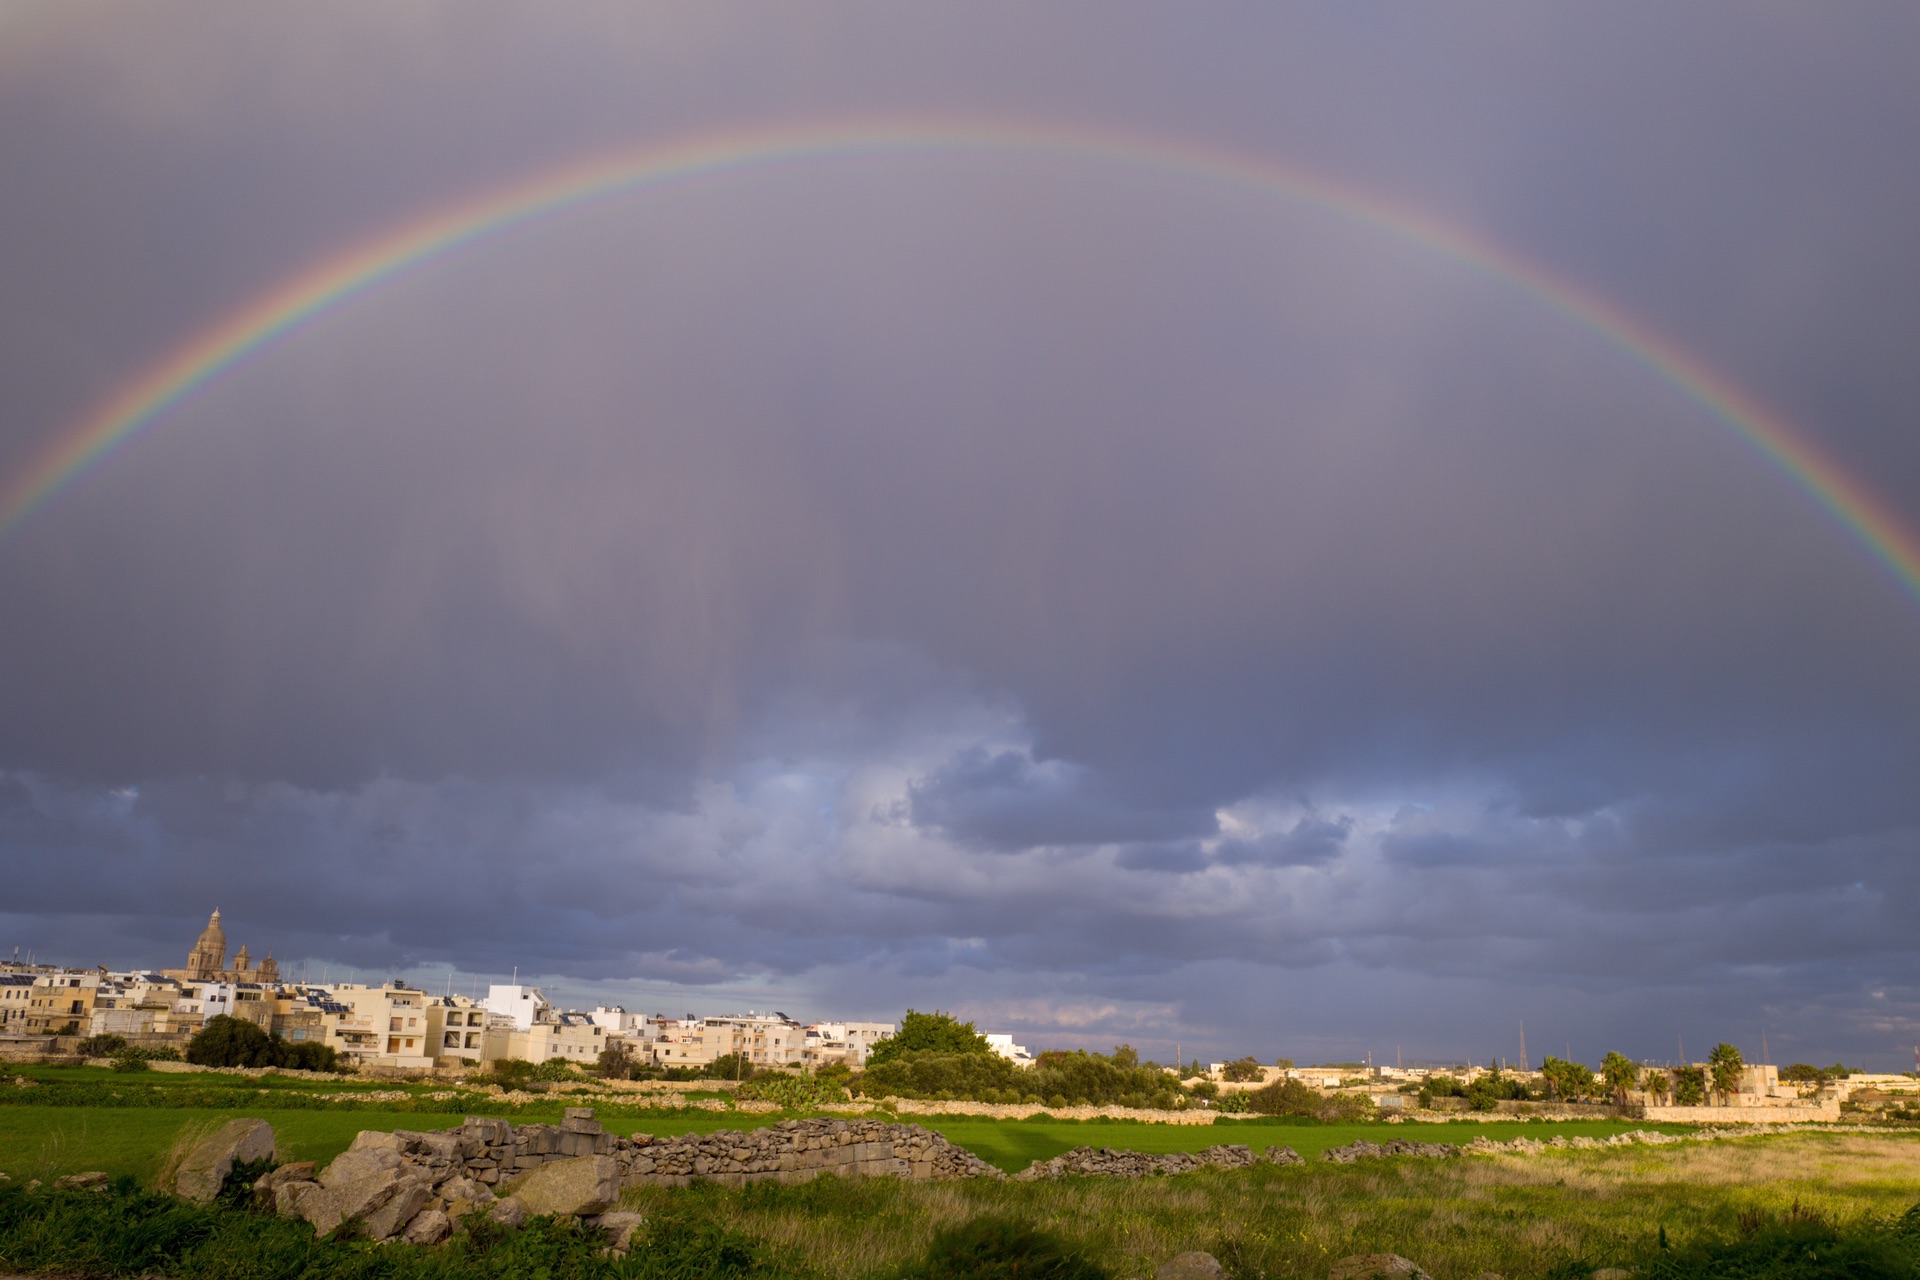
4 3 1919 1069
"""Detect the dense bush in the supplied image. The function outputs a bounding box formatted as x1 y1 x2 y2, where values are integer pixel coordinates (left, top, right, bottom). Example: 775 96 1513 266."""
475 1057 538 1089
1782 1062 1859 1084
75 1034 128 1057
1244 1077 1375 1122
736 1072 850 1109
0 1182 794 1278
1026 1050 1186 1110
1672 1066 1708 1106
857 1051 1021 1101
110 1049 150 1073
185 1016 340 1072
1638 1202 1920 1280
532 1056 578 1082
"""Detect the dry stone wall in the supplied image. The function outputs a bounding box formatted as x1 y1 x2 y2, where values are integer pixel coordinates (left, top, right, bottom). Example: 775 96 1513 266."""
1014 1143 1301 1180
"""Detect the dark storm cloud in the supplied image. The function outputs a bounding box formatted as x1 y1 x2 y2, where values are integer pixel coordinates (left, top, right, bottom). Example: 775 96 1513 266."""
3 3 1920 1065
908 747 1213 850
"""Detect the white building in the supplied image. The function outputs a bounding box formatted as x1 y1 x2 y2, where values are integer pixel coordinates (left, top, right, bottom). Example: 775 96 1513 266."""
984 1033 1034 1066
485 984 551 1030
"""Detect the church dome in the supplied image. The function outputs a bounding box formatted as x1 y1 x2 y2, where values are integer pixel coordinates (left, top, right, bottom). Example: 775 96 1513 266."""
194 909 227 955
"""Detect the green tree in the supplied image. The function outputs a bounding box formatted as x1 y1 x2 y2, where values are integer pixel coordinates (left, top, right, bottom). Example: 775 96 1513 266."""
705 1052 756 1082
1645 1069 1671 1103
865 1010 990 1067
1673 1065 1707 1105
1780 1063 1824 1084
595 1040 632 1080
1601 1051 1640 1105
1707 1042 1745 1102
1110 1044 1139 1068
187 1015 280 1068
1220 1056 1266 1082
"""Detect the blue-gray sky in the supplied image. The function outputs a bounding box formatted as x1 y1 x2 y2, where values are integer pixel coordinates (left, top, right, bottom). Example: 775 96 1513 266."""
3 3 1920 1068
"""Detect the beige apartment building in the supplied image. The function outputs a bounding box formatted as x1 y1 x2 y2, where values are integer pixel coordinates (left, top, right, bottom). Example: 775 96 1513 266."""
23 971 100 1035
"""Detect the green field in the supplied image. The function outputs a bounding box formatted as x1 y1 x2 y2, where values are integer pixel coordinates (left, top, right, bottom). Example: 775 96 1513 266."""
0 1097 1693 1184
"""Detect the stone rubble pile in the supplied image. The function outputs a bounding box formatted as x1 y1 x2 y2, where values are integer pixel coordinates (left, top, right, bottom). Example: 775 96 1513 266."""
1014 1143 1302 1180
1463 1129 1683 1156
621 1117 1004 1186
1322 1138 1461 1163
209 1110 1003 1245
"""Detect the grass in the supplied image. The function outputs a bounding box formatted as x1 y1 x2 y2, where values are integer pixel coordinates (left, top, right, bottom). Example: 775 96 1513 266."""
0 1096 1691 1186
4 1129 1920 1278
915 1117 1691 1173
615 1130 1920 1279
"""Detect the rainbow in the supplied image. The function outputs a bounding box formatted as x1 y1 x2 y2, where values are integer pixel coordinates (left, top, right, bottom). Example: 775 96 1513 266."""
6 118 1918 603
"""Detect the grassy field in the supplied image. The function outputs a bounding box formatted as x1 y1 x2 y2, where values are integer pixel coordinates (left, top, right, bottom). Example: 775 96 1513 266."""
615 1130 1920 1278
0 1097 1692 1184
4 1116 1919 1277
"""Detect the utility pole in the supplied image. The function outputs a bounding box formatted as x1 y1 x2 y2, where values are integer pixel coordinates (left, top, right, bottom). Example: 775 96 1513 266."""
1519 1019 1528 1071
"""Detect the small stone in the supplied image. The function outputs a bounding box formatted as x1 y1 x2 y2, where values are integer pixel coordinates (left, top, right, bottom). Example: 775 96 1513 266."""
1591 1271 1633 1280
52 1171 109 1190
1157 1252 1224 1280
171 1118 276 1205
591 1210 645 1254
403 1208 452 1245
487 1196 528 1228
1328 1255 1433 1280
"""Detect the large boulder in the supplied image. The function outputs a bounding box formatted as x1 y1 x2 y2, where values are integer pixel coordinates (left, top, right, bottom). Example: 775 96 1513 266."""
171 1118 276 1204
510 1155 621 1217
296 1146 432 1238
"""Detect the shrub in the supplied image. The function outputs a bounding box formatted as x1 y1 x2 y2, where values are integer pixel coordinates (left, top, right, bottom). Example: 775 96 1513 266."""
532 1056 578 1082
1464 1070 1531 1110
705 1053 758 1082
1217 1092 1250 1113
736 1073 849 1109
1220 1056 1266 1082
75 1034 128 1057
477 1057 538 1089
857 1051 1019 1101
109 1049 150 1073
185 1016 338 1072
1245 1077 1376 1122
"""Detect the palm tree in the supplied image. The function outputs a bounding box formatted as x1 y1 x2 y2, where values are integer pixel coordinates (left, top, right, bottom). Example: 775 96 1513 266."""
1707 1042 1745 1104
1601 1051 1640 1107
1645 1070 1671 1104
